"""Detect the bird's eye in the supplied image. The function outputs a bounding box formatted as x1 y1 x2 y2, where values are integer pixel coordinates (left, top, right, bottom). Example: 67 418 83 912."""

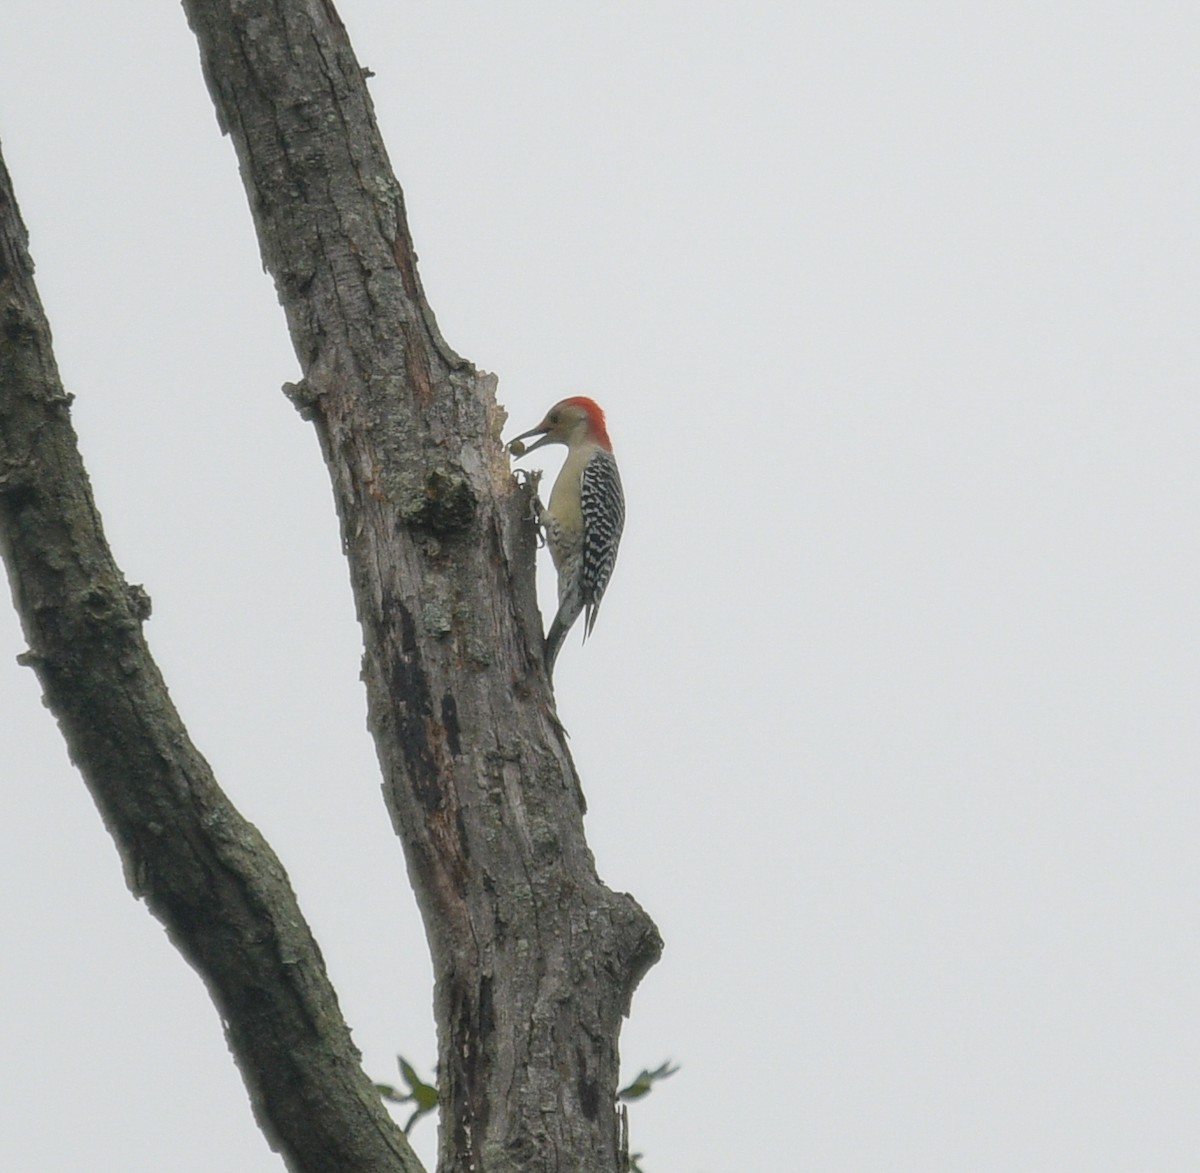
548 412 560 424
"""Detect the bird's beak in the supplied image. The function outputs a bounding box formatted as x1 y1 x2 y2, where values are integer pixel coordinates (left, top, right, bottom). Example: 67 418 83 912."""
510 421 553 456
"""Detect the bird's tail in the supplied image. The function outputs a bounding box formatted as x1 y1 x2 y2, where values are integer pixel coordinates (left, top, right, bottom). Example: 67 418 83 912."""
544 596 585 676
544 615 570 676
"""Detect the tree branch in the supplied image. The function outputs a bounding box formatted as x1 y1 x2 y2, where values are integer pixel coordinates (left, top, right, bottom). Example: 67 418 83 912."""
178 1 661 1170
0 143 421 1173
2 0 661 1166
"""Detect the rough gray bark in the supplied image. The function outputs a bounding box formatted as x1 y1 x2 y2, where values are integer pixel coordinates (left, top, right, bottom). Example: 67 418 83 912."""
2 1 661 1171
0 148 421 1173
179 1 662 1167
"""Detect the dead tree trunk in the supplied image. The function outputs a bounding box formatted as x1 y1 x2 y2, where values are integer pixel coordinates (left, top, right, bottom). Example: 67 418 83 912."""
2 2 660 1171
185 8 664 1162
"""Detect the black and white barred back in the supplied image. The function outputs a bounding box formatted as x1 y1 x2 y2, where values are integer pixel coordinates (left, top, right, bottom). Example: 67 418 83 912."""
544 449 624 672
578 449 625 636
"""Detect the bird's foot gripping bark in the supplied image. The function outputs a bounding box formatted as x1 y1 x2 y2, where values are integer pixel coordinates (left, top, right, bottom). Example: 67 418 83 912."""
512 468 546 546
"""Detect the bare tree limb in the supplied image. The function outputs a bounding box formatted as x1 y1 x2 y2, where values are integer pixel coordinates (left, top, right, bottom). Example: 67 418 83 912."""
0 145 422 1173
1 0 661 1166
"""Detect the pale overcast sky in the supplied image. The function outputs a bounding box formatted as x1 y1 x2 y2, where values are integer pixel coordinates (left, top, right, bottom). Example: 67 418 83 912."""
2 4 1198 1170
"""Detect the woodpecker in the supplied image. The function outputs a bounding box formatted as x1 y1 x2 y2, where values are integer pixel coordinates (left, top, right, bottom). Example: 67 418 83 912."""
510 396 624 674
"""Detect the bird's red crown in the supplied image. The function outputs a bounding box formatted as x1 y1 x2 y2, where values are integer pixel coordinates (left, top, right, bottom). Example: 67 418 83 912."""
558 395 613 451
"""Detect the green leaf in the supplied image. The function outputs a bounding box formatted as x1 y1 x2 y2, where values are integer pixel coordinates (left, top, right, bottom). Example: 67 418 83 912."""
618 1060 679 1102
381 1056 439 1133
